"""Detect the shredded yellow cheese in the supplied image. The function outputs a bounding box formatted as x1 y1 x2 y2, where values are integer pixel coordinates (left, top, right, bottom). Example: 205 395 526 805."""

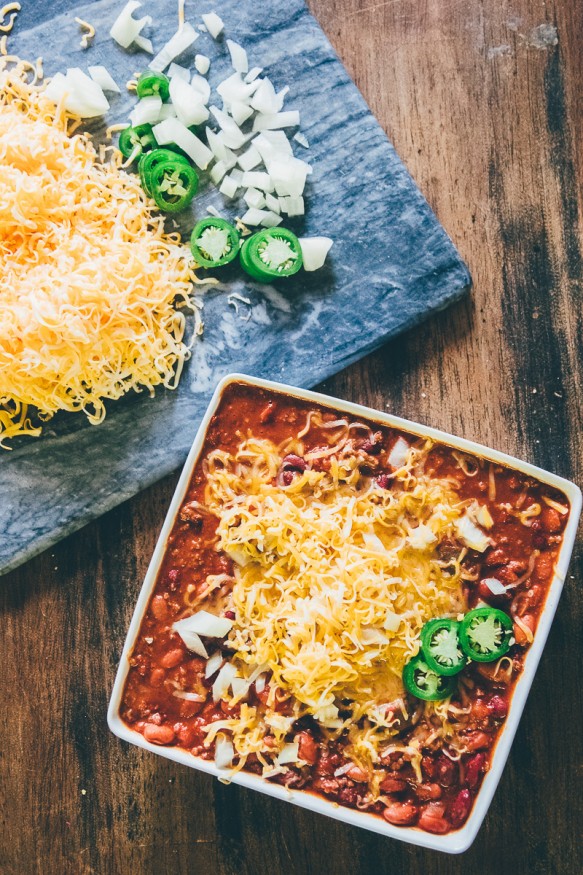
201 432 471 772
0 68 201 447
74 17 95 50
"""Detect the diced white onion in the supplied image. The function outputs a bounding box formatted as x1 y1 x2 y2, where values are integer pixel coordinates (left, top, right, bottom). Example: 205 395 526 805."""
277 742 299 765
241 171 274 192
207 205 222 217
260 211 282 228
455 516 491 553
268 156 310 197
475 504 494 529
220 175 239 199
179 609 233 638
209 106 246 149
250 78 282 115
149 22 198 73
110 1 151 49
154 103 177 122
237 144 262 172
264 193 281 214
129 94 162 126
241 208 271 226
294 132 309 148
171 622 208 658
172 689 206 701
383 612 402 633
168 62 190 81
261 130 294 154
190 74 211 104
255 673 266 694
245 66 263 83
230 676 250 698
280 195 304 217
214 735 234 769
212 662 238 702
206 126 228 161
244 187 266 209
88 65 120 93
483 578 507 596
388 437 410 469
134 33 154 53
153 118 213 169
217 72 255 105
201 12 224 39
253 110 300 131
226 39 248 74
205 650 224 678
195 53 210 75
210 160 228 184
229 168 244 184
45 68 110 118
407 522 437 550
230 100 254 126
360 627 389 646
169 76 209 126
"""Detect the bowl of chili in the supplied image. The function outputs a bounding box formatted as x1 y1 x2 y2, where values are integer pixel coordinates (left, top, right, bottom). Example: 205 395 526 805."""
108 374 581 853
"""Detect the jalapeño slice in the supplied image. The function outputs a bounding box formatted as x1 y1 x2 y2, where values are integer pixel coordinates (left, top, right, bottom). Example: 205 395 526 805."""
136 70 170 102
239 228 303 282
149 160 199 213
420 618 467 676
118 124 156 163
402 654 457 702
139 148 191 197
459 607 514 663
190 218 240 268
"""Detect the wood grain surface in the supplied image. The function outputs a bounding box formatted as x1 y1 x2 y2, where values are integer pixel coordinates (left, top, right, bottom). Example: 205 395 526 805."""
2 1 582 873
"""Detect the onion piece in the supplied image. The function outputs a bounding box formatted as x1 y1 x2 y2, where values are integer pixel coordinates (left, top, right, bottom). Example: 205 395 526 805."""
210 161 228 184
134 34 154 54
226 39 248 74
264 193 281 214
201 12 224 39
455 515 491 552
168 62 190 82
245 66 263 83
277 742 299 765
155 103 177 122
171 623 208 658
45 69 110 118
169 76 209 126
294 132 309 148
149 22 198 73
195 54 210 75
261 212 283 228
88 65 120 93
383 612 402 633
178 609 233 638
205 651 224 678
237 144 262 172
219 175 239 199
298 237 333 270
129 94 162 126
214 735 234 769
230 677 250 698
212 662 238 702
209 106 246 149
241 171 274 192
230 100 254 126
217 72 255 105
280 196 304 217
241 207 271 226
153 118 213 169
190 74 211 104
250 78 283 115
388 437 410 469
483 578 507 596
268 156 310 197
172 689 206 702
255 673 267 694
253 110 300 132
110 1 151 49
244 188 266 209
206 127 228 161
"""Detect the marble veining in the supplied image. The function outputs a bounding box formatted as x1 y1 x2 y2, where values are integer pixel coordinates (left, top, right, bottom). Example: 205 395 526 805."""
0 0 470 574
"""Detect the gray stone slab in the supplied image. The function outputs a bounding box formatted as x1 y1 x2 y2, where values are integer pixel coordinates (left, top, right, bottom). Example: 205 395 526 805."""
0 0 470 574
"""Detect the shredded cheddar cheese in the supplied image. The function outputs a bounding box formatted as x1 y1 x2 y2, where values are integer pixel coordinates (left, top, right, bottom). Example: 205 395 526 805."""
200 433 472 774
0 68 201 447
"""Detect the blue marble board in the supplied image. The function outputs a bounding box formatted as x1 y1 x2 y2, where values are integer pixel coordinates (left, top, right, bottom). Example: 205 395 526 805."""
0 0 470 575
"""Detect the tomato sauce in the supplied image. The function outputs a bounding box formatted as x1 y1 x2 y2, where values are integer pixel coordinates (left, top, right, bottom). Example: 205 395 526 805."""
119 383 569 834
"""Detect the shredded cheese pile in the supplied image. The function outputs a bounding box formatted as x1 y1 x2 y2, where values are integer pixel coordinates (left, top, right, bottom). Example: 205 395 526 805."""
0 67 200 447
201 430 470 774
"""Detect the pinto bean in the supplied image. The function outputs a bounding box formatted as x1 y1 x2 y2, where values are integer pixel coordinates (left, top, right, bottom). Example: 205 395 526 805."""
380 775 408 793
160 648 184 669
533 552 554 583
346 765 369 783
416 783 442 801
149 668 166 687
417 810 450 834
487 694 508 719
541 507 562 533
295 731 319 766
464 731 492 751
465 753 486 789
382 802 419 826
143 723 176 745
449 789 473 827
151 594 169 621
513 613 535 646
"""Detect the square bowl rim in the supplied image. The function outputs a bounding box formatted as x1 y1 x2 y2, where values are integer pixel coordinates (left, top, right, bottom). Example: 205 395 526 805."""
108 372 582 854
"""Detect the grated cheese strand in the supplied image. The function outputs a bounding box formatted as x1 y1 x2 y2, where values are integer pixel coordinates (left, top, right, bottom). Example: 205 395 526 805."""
0 68 201 447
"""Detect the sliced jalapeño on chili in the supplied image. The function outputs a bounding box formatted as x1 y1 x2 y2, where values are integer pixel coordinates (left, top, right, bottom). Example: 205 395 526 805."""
190 218 240 268
239 228 303 282
403 654 456 701
136 70 170 102
459 607 513 662
149 159 199 213
139 148 191 197
420 618 467 676
118 123 157 163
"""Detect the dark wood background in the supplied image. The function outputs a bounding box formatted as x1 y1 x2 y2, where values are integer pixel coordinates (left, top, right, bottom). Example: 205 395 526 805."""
2 1 582 873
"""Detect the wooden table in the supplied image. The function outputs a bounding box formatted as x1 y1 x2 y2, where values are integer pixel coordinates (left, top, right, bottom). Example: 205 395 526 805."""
2 1 582 872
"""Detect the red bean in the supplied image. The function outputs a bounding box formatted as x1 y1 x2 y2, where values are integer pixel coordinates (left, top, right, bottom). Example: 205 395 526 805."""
487 695 508 719
160 648 184 669
345 765 369 783
533 552 554 583
435 755 457 787
465 731 491 751
150 668 166 687
541 507 562 533
514 614 535 645
450 789 472 827
143 723 176 745
380 775 408 793
151 594 169 621
376 473 391 489
416 783 442 801
418 810 450 834
296 731 319 766
382 802 419 826
465 753 486 789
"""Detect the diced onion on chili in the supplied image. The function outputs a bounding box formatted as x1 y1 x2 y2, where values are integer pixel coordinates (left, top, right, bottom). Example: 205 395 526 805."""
388 437 410 469
455 516 491 552
172 618 208 658
277 742 299 765
483 578 508 596
212 662 238 701
214 735 234 769
205 651 224 678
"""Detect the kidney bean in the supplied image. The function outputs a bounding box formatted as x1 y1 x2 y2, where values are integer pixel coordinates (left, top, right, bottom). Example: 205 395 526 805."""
464 731 492 751
338 787 360 806
282 454 307 472
416 783 442 801
449 789 472 827
346 765 369 783
174 722 199 747
478 579 510 606
382 802 419 826
376 473 391 489
380 775 408 793
224 610 236 620
151 594 169 621
541 507 562 533
316 752 342 777
470 698 490 721
464 753 486 789
160 648 184 669
435 755 457 787
418 810 450 834
533 552 554 583
487 695 508 719
296 731 319 766
485 548 509 567
143 723 176 745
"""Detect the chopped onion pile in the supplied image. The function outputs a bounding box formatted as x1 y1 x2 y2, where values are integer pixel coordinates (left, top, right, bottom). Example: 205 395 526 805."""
110 0 151 50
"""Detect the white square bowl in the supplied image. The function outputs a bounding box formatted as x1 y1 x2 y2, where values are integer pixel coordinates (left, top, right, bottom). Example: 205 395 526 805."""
108 373 581 853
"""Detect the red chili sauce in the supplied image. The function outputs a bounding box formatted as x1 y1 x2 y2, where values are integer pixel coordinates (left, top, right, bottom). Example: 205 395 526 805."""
119 383 569 835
